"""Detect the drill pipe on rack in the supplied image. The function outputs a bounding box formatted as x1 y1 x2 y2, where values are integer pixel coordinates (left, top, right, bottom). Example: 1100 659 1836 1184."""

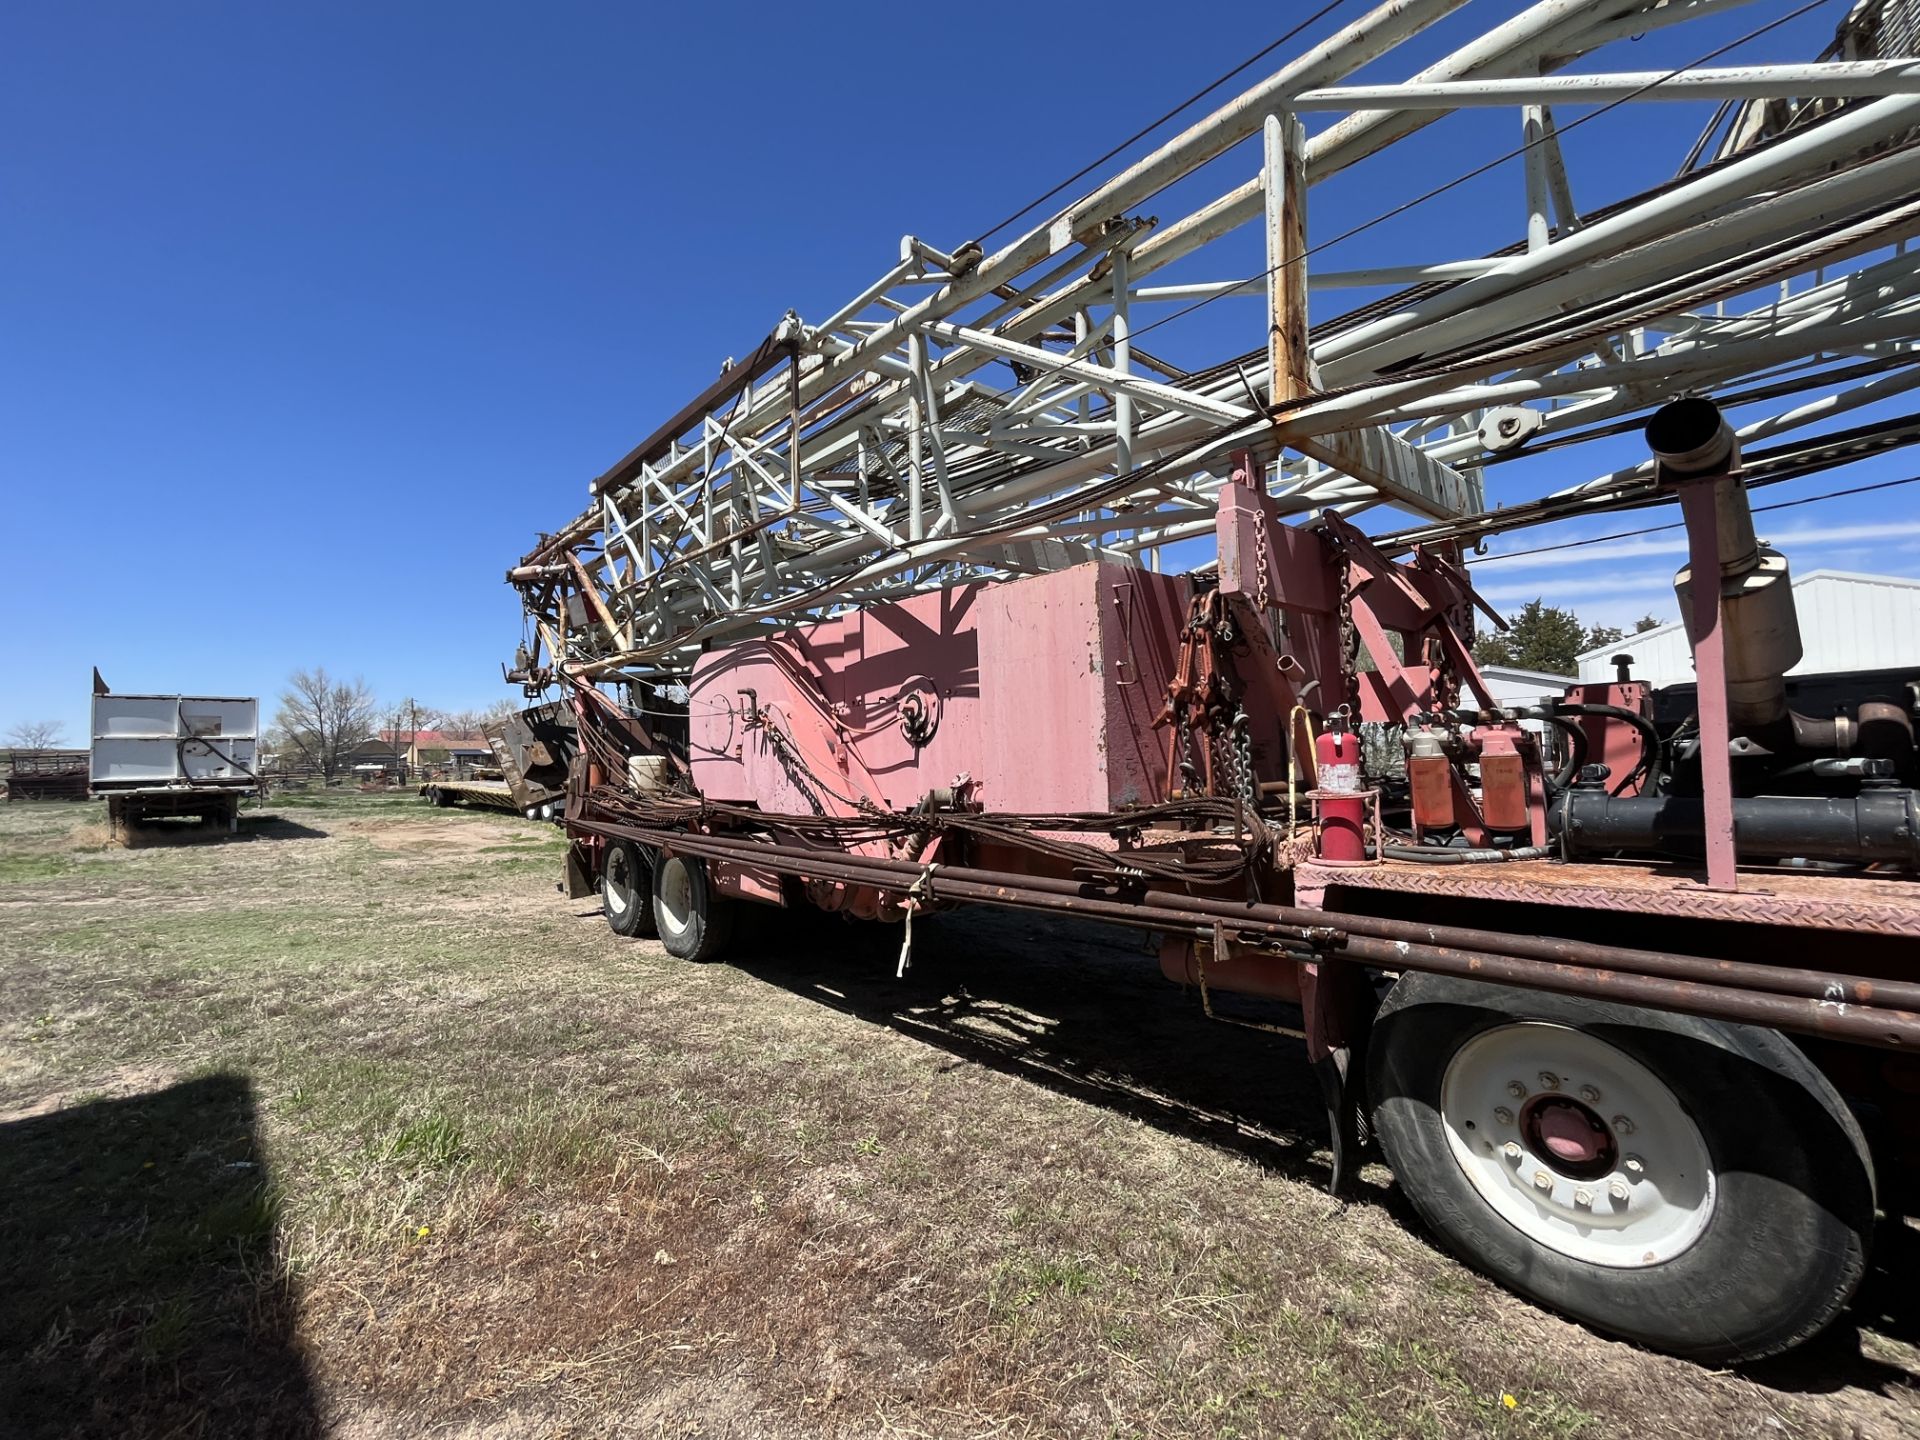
572 819 1920 1050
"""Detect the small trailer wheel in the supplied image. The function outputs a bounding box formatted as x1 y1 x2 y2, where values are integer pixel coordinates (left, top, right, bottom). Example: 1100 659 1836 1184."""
602 838 656 939
652 853 734 961
1368 971 1874 1364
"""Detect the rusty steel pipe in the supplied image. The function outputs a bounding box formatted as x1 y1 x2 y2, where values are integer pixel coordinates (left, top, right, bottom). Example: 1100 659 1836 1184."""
575 820 1920 1050
583 819 1920 1013
1137 887 1920 1013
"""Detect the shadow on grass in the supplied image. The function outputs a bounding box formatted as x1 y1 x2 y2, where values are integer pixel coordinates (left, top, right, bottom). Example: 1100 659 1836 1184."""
122 815 329 846
243 815 329 841
0 1073 321 1438
723 902 1379 1201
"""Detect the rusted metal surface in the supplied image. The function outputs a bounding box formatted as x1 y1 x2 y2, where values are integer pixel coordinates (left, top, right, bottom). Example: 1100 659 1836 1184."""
708 857 786 905
1295 855 1920 936
581 816 1920 1009
485 701 575 813
1677 474 1740 891
4 750 90 802
574 818 1920 1050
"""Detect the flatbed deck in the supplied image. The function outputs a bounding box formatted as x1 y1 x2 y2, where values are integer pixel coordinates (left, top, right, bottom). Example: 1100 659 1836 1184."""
418 780 521 814
1295 856 1920 937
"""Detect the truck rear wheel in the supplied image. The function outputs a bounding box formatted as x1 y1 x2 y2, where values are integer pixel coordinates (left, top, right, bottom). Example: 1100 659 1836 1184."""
1367 971 1874 1364
652 853 733 961
602 838 656 939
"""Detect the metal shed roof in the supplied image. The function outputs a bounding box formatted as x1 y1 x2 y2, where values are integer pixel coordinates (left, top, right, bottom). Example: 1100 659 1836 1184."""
1575 570 1920 686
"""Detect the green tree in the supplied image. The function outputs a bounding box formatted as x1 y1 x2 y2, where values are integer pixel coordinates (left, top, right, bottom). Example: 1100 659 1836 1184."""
1472 599 1592 675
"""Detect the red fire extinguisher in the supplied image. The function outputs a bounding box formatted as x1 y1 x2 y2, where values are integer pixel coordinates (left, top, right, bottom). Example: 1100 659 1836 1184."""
1316 711 1366 863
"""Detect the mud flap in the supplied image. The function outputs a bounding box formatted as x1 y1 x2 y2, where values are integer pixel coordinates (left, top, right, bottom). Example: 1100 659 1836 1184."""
1301 954 1377 1197
1313 1045 1368 1197
563 839 597 900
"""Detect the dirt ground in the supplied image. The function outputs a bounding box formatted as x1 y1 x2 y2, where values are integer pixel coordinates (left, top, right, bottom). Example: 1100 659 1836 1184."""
1 792 1915 1439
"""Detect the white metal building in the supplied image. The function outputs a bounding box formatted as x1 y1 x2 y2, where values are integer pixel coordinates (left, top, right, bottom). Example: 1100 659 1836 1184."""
1480 665 1577 709
1575 570 1920 687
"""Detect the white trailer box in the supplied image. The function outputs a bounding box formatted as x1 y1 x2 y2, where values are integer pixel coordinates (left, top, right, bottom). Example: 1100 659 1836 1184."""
90 694 260 792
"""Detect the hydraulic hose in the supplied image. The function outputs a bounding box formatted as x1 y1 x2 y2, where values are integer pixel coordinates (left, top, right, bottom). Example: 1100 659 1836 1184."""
1541 714 1588 795
1553 702 1662 796
1375 844 1554 864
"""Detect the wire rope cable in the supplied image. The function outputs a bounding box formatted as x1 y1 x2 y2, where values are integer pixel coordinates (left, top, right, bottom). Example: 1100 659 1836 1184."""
971 0 1354 246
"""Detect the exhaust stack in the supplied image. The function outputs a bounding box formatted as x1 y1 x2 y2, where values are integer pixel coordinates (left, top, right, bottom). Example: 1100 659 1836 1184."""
1645 399 1802 732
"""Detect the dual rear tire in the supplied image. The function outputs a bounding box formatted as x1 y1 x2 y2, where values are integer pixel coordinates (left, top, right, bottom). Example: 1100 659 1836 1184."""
1368 972 1876 1364
601 839 734 961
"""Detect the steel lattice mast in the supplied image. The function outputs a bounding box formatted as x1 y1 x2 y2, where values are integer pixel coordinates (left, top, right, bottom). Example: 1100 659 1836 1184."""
509 0 1920 685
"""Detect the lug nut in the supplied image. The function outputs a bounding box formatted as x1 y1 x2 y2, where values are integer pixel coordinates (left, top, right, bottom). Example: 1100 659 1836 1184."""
1538 1071 1561 1091
1579 1085 1602 1103
1507 1081 1527 1099
1624 1155 1644 1174
1609 1180 1630 1202
1574 1188 1594 1207
1493 1106 1513 1125
1533 1171 1553 1191
1612 1114 1635 1135
1503 1142 1522 1160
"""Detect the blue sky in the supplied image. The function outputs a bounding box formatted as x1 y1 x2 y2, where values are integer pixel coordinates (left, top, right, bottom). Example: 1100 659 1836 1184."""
4 1 1912 742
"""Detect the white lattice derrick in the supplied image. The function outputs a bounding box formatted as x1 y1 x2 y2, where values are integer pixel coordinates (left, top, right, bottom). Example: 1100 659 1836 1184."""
511 0 1920 681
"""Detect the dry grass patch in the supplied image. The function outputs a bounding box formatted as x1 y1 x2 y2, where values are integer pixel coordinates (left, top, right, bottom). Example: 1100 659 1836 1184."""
0 794 1914 1437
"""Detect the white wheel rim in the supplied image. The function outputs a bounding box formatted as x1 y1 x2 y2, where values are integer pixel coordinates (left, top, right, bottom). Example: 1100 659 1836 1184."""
1439 1022 1715 1268
657 858 694 937
605 849 635 917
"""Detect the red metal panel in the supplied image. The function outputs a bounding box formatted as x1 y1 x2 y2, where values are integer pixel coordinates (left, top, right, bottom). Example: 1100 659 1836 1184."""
1098 569 1192 808
688 561 1190 816
1565 681 1650 795
974 565 1109 812
708 858 786 905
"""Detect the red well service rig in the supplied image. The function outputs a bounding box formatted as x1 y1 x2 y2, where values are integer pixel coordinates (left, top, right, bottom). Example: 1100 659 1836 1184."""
505 0 1920 1367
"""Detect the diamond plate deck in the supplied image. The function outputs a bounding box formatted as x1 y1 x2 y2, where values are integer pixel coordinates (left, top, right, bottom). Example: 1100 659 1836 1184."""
1293 857 1920 936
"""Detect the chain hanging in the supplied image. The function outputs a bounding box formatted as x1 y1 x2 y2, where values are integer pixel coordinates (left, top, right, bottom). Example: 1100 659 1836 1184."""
1159 587 1265 809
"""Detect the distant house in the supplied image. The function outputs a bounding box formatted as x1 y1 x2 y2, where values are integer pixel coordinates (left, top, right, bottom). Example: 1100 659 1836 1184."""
377 730 493 773
346 735 408 774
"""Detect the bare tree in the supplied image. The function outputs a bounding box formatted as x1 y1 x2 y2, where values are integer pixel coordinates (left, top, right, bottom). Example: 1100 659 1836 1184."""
439 700 518 737
274 669 379 778
5 720 68 750
436 707 485 739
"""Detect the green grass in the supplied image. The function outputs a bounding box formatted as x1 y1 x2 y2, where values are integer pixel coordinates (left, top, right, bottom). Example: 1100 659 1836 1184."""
0 852 77 883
